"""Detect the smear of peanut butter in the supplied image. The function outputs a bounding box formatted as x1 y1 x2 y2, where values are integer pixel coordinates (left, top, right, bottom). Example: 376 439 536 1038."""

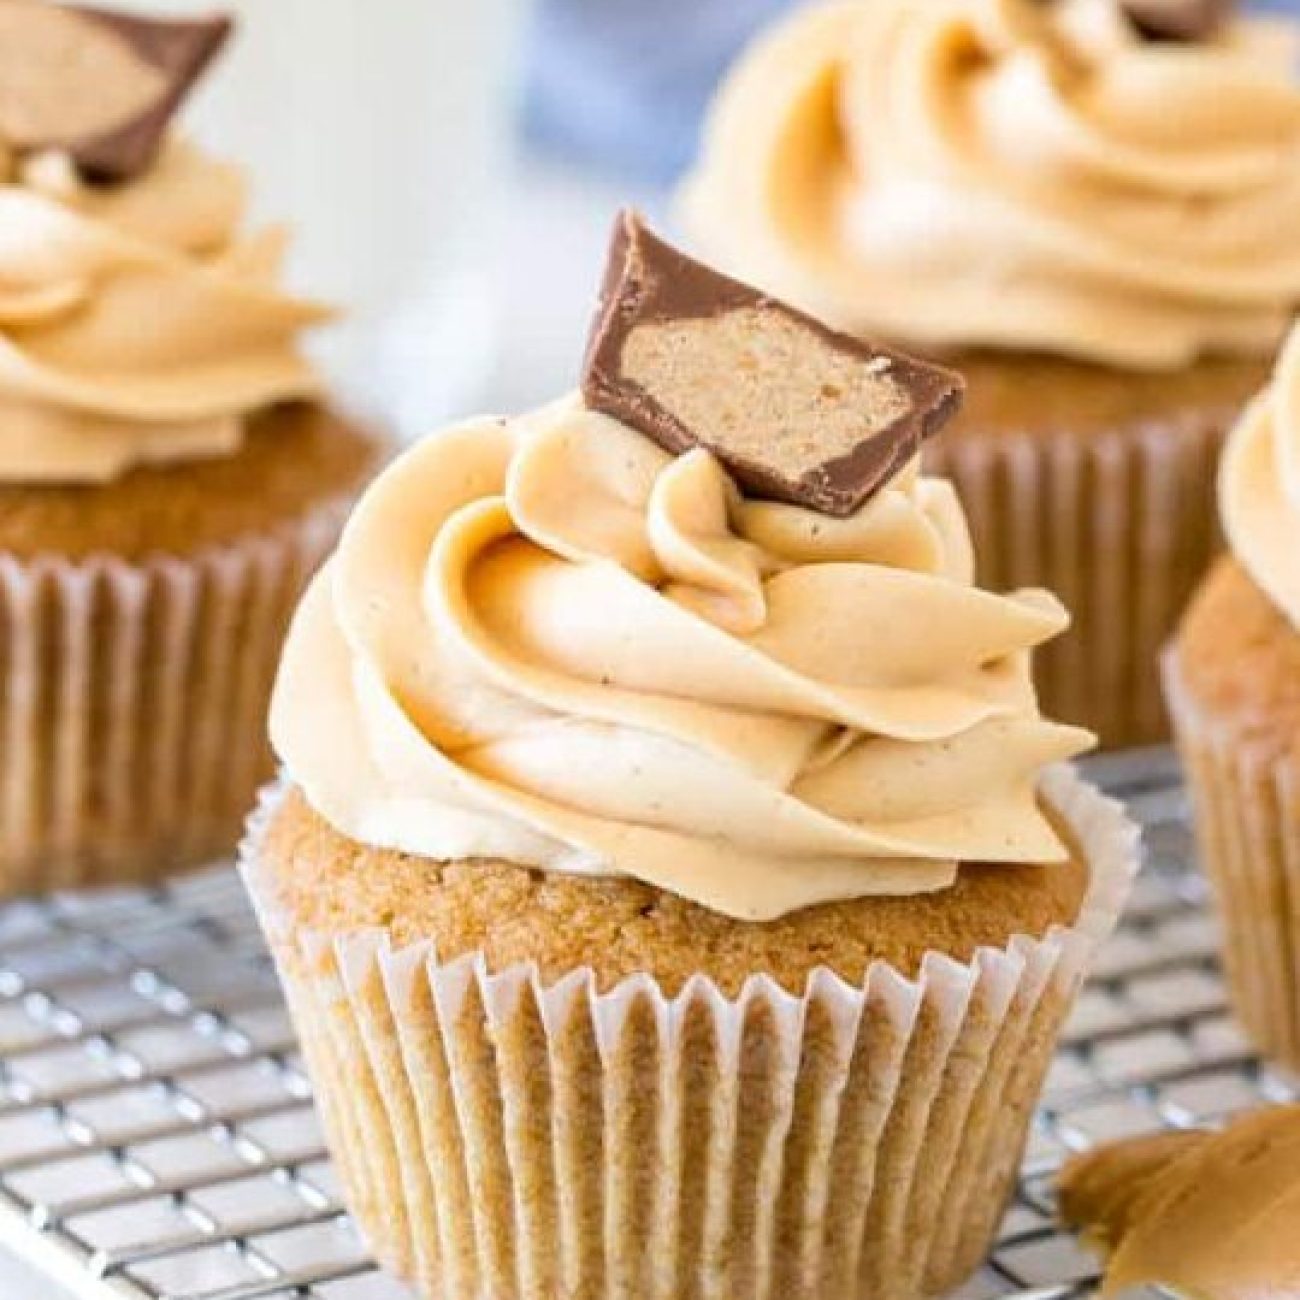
1058 1105 1300 1298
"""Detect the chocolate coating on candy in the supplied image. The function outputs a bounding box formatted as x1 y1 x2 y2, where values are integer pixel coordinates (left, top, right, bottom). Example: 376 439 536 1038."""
1121 0 1233 41
0 2 231 182
581 209 964 519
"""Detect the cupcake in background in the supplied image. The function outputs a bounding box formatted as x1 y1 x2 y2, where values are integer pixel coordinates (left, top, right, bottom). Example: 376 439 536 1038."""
1164 319 1300 1071
0 4 381 893
679 0 1300 748
241 212 1138 1300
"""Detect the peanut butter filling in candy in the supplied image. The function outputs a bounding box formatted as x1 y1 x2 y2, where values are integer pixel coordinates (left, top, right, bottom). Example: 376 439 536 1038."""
582 209 964 518
0 0 231 182
1058 1105 1300 1298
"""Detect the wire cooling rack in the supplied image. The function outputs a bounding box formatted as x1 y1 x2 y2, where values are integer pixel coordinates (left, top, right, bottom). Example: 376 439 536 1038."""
0 749 1295 1300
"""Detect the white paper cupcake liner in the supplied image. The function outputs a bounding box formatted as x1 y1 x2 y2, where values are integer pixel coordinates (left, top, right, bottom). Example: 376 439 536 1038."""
1164 649 1300 1070
928 412 1228 749
240 765 1138 1300
0 501 346 895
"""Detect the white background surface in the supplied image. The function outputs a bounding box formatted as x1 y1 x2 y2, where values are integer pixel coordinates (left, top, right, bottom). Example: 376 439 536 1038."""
478 162 660 415
0 1246 70 1298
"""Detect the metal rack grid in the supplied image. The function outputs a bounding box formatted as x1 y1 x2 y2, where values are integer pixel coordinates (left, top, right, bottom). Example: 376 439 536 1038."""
0 748 1295 1300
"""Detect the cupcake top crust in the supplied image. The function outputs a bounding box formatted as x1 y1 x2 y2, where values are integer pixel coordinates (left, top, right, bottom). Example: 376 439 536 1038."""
680 0 1300 370
262 783 1090 992
0 2 327 485
271 214 1092 923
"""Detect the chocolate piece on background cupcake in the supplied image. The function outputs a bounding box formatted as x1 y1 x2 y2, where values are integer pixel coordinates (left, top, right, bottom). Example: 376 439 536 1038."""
1059 1106 1300 1297
240 216 1137 1300
1163 320 1300 1070
0 2 231 180
0 2 382 894
680 0 1300 748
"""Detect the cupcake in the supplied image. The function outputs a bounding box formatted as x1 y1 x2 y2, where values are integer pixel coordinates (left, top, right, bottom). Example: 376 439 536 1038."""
241 213 1138 1300
1163 320 1300 1071
679 0 1300 748
0 5 381 893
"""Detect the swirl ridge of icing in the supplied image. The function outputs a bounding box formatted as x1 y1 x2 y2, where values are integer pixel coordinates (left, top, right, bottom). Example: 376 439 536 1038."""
1220 319 1300 630
271 397 1092 920
0 139 327 482
680 0 1300 369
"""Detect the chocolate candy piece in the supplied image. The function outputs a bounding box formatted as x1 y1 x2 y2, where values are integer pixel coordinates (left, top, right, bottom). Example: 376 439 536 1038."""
0 2 232 182
1122 0 1232 41
581 210 964 518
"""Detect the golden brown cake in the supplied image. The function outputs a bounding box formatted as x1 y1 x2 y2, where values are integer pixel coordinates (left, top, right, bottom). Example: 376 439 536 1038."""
0 5 382 893
241 219 1138 1300
1172 558 1300 762
0 403 377 560
680 0 1300 748
260 786 1090 994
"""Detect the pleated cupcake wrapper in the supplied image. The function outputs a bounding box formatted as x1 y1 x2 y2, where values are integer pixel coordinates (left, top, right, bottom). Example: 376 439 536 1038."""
927 410 1230 750
0 501 346 895
1163 650 1300 1071
240 765 1138 1300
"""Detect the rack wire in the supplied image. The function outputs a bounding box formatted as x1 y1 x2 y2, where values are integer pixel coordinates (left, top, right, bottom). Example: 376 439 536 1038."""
0 748 1294 1300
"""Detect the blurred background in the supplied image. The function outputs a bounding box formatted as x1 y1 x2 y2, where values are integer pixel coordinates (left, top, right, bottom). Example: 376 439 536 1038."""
104 0 805 440
61 0 1300 436
108 0 1299 439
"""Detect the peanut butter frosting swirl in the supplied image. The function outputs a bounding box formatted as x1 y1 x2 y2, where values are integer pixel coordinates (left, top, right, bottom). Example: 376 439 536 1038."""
0 139 326 482
680 0 1300 370
1220 318 1300 630
271 397 1091 920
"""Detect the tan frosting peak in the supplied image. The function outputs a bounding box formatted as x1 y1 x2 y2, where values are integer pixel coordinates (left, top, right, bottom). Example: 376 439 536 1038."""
1220 317 1300 629
271 397 1091 920
1059 1106 1300 1297
0 137 326 483
680 0 1300 369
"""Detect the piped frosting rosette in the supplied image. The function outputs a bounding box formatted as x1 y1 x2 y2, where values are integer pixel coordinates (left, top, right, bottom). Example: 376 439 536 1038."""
1220 318 1300 630
680 0 1300 368
272 397 1091 920
0 140 327 482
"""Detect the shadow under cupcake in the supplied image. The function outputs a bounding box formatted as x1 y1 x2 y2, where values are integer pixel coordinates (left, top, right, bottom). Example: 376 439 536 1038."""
241 214 1139 1300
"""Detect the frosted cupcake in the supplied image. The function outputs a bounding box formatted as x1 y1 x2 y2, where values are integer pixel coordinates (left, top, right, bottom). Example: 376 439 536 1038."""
0 4 380 892
1164 320 1300 1070
680 0 1300 748
241 214 1138 1300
